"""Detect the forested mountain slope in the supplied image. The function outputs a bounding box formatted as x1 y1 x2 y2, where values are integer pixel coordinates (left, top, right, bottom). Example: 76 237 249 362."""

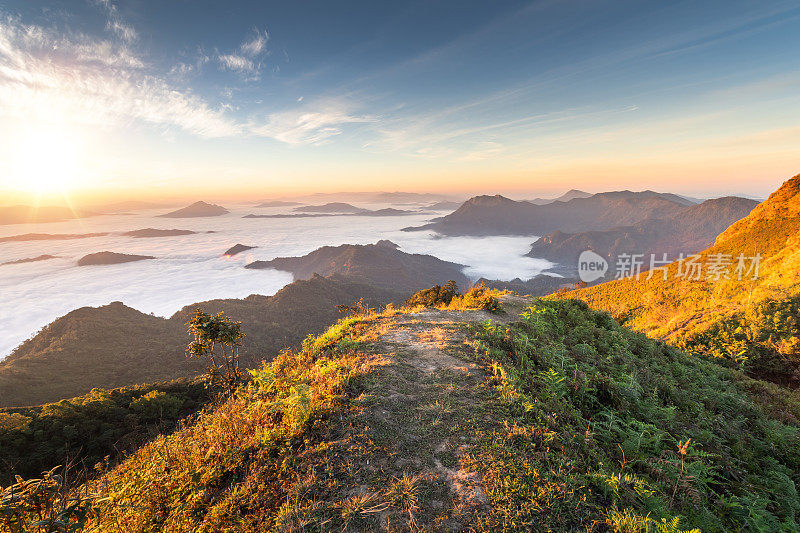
559 173 800 384
0 275 404 407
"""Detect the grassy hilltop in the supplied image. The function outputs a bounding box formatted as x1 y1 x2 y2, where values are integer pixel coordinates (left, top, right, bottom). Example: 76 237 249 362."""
18 290 791 532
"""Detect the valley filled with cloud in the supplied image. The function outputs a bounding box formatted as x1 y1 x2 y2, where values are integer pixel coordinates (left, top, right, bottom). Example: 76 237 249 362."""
0 203 552 357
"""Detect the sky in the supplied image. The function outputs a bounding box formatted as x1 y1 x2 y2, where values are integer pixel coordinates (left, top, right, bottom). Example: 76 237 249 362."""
0 0 799 204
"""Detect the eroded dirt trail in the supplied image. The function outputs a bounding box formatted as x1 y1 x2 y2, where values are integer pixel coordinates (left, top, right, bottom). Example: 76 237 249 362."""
350 295 530 528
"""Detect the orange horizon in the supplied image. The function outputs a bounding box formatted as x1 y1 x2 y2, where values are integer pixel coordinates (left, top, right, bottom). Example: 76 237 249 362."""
2 165 788 208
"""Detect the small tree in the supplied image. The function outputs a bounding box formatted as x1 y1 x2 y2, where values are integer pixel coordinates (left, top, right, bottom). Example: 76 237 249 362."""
186 310 243 394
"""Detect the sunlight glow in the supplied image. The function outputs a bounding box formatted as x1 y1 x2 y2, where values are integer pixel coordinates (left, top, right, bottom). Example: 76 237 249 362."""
10 125 84 194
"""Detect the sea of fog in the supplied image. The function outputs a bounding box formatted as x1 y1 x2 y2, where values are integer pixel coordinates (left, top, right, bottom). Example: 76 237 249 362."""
0 202 553 358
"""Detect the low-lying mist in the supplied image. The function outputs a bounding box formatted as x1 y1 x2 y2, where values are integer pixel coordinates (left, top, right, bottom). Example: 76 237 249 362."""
0 203 552 357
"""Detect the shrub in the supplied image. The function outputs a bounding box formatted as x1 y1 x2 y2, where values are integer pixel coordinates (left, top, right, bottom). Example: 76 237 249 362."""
448 284 502 312
405 280 460 307
0 466 97 532
677 295 800 385
335 297 376 317
405 282 503 313
0 380 209 484
87 314 378 532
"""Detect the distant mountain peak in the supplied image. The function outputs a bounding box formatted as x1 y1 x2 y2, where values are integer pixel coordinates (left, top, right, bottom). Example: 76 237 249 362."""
159 201 229 218
224 244 256 257
245 240 467 292
556 189 592 201
404 189 700 236
375 239 399 249
77 251 155 266
465 194 517 206
293 202 367 213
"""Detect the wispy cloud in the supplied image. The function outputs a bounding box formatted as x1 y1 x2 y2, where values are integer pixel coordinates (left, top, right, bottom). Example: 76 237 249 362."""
0 9 375 146
240 30 268 56
216 28 269 80
251 100 375 145
95 0 137 43
0 13 241 138
218 53 255 74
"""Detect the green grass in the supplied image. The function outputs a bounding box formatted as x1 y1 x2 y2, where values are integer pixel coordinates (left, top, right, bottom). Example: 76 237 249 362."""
84 312 382 532
12 296 797 531
465 298 800 531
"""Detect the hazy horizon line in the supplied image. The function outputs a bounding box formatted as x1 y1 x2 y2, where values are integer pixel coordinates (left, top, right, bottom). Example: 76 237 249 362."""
0 185 770 210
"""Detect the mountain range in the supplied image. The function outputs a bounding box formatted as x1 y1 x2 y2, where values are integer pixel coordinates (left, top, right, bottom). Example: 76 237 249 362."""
2 179 799 531
293 202 367 213
403 190 702 236
528 196 758 273
243 207 417 218
0 274 404 407
565 175 800 334
0 242 467 407
525 188 593 205
253 200 302 207
285 191 456 204
1 255 58 266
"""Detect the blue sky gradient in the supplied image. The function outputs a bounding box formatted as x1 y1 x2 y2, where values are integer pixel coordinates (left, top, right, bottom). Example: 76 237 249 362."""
1 0 798 200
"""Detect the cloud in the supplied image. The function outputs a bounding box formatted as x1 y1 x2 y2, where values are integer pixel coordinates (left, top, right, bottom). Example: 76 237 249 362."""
95 0 137 43
218 53 255 73
0 13 243 138
240 30 268 56
0 209 550 359
250 102 375 145
216 28 269 80
0 11 370 145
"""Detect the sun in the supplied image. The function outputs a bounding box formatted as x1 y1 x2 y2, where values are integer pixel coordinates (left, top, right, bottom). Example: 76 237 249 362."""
11 125 83 194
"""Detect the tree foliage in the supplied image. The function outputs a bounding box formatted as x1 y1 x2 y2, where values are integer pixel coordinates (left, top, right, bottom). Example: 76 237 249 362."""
0 380 209 484
405 281 503 312
404 280 460 307
186 310 243 394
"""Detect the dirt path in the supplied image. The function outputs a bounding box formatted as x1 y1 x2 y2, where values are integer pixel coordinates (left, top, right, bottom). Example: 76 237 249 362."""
345 294 531 528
